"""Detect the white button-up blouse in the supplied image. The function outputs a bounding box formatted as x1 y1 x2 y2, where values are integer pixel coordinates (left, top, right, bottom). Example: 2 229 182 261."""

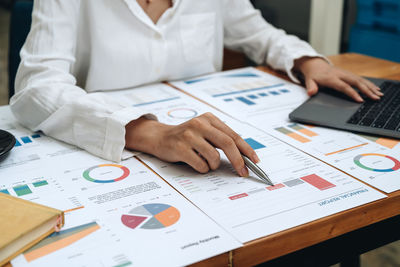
10 0 321 162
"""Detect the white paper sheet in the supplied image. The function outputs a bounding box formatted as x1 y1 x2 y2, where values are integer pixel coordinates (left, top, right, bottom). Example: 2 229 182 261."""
5 146 240 266
170 67 309 124
0 106 81 171
264 121 400 193
109 84 385 243
169 70 400 193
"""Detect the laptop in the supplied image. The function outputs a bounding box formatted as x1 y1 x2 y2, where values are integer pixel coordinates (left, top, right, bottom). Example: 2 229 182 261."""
289 77 400 139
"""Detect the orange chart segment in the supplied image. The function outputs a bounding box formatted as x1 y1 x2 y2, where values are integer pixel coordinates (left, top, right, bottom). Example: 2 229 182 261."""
24 222 100 262
275 127 311 143
376 138 399 149
154 207 180 227
288 124 318 137
121 203 181 230
359 134 399 149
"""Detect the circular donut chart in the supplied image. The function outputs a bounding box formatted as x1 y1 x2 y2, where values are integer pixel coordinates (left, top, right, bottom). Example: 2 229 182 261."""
167 108 198 119
354 153 400 172
83 164 130 183
121 203 180 230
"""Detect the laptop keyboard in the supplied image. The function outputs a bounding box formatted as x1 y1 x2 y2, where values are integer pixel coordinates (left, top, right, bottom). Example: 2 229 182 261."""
347 81 400 131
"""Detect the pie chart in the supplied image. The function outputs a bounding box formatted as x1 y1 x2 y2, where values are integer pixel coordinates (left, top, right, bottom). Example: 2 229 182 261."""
354 153 400 172
167 108 198 119
121 203 180 230
83 164 130 183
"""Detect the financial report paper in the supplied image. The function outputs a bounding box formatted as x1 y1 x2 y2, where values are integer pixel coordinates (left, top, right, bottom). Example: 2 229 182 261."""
266 121 400 193
169 69 400 193
170 67 309 123
1 106 240 267
107 83 386 243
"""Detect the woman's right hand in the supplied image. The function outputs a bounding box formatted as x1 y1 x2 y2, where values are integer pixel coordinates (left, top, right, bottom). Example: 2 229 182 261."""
125 112 260 176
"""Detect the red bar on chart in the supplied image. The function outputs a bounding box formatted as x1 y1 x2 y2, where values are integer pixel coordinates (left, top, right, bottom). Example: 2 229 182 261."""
301 174 336 191
229 193 249 200
266 183 285 191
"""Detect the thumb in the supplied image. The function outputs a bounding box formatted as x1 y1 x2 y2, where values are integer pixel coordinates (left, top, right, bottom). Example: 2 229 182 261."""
305 77 319 96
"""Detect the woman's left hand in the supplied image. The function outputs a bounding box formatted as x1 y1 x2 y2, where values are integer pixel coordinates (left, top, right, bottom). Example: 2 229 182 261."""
294 57 383 103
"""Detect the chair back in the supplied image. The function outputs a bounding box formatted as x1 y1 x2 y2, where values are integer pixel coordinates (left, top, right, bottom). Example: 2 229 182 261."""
8 0 33 98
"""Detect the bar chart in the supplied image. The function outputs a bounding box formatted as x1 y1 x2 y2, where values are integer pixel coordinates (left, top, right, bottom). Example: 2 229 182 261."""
0 179 49 197
14 133 41 147
23 222 100 262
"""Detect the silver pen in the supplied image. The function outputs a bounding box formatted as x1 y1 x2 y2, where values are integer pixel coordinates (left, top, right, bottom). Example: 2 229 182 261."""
242 155 274 186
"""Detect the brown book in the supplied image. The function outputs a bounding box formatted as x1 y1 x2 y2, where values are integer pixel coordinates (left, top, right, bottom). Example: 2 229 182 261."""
0 193 64 266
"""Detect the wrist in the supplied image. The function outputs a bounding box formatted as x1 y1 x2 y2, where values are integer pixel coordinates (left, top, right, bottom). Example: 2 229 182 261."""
125 117 164 154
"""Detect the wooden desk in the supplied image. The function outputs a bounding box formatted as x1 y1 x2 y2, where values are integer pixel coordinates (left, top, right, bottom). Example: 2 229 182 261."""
193 53 400 267
4 54 399 267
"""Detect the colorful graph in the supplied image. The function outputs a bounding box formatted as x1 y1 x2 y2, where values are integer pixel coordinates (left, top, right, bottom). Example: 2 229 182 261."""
83 164 130 183
23 222 100 262
14 133 41 147
13 184 32 196
354 153 400 172
220 86 289 106
275 127 311 143
0 189 10 194
1 180 49 197
288 123 318 137
359 134 399 149
244 138 266 150
121 203 180 230
167 108 198 119
301 174 336 190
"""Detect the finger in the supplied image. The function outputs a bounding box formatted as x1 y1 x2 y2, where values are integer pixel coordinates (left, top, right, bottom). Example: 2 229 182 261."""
363 78 384 96
182 148 210 174
340 75 381 100
200 125 249 177
191 138 221 170
327 78 364 103
305 77 319 96
203 113 260 163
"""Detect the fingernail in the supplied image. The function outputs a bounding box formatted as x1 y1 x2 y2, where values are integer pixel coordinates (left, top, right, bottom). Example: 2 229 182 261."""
377 92 384 96
240 167 249 177
253 153 260 163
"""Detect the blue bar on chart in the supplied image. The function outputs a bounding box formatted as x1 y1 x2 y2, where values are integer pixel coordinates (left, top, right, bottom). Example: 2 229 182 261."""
247 95 258 99
258 93 268 97
224 98 233 102
269 91 280 95
15 140 22 147
133 97 180 107
244 138 266 150
32 180 48 187
280 89 290 93
21 136 32 144
31 134 41 138
0 189 10 195
236 97 255 106
13 184 32 196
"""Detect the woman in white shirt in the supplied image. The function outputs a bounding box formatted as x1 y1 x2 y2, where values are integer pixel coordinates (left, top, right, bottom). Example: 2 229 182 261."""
10 0 382 177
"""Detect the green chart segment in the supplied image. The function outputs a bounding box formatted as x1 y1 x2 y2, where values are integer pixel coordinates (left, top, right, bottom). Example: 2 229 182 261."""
13 184 32 196
1 180 49 196
354 153 400 172
83 164 130 183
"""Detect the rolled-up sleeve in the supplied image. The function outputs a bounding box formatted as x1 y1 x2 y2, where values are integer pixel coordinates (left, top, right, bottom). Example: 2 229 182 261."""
10 0 155 162
222 0 325 83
